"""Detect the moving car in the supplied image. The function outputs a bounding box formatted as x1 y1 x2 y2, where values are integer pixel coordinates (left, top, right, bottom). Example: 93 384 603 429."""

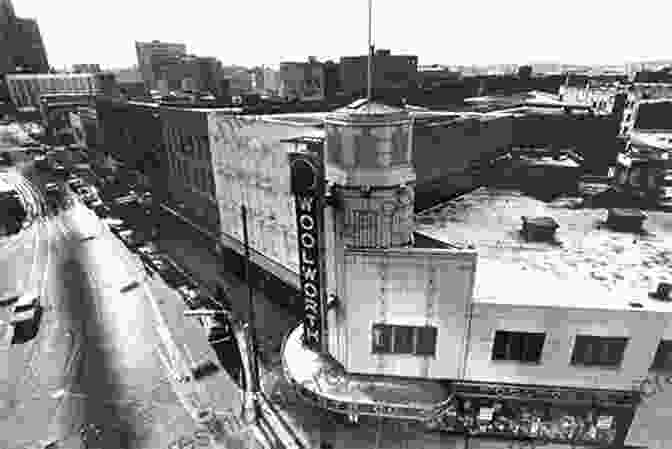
34 155 49 170
10 292 43 343
45 183 61 204
67 177 85 191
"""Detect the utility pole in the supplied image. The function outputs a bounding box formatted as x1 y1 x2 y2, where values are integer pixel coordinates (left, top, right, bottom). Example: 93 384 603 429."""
241 204 260 423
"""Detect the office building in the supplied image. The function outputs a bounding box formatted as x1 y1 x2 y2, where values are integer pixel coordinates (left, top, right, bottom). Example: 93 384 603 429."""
135 40 187 90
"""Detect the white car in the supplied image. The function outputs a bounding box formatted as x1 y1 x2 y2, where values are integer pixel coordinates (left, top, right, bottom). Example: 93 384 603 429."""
10 292 40 324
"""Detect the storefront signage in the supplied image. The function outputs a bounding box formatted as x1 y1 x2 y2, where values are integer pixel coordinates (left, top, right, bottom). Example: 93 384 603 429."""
427 381 639 447
289 147 326 351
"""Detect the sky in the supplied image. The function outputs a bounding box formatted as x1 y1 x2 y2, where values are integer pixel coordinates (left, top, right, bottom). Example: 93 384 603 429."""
13 0 672 70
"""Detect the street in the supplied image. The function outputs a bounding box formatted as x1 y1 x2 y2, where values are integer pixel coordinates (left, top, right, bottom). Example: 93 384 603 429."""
0 163 250 449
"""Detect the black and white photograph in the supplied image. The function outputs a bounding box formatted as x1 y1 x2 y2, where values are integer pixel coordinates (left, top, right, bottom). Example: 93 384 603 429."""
0 0 671 448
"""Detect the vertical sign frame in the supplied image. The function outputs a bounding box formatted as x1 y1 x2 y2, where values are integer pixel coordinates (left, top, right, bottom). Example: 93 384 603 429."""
288 140 327 352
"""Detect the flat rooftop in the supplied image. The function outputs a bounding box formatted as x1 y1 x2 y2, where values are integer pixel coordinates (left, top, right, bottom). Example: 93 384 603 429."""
417 187 672 312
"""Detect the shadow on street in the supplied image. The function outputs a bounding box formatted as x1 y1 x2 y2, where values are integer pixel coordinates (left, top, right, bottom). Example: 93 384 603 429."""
55 257 148 449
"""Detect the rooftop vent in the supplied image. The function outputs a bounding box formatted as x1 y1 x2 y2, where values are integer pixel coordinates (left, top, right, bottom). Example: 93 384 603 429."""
521 216 558 242
606 208 647 232
649 282 672 302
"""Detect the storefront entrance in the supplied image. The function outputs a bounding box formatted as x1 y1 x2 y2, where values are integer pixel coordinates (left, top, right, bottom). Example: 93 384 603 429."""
430 381 640 448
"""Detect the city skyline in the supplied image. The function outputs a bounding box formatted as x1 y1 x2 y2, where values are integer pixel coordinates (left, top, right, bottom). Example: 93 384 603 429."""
13 0 672 70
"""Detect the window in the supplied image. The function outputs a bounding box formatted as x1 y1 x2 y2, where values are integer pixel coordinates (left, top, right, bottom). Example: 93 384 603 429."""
491 331 546 363
371 324 438 357
571 335 628 368
416 326 438 356
650 340 672 371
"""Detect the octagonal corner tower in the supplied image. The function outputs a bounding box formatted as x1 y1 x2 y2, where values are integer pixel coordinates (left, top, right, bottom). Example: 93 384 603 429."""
324 100 416 249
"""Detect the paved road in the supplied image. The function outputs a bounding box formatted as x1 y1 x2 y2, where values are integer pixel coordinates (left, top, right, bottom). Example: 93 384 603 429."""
0 165 217 449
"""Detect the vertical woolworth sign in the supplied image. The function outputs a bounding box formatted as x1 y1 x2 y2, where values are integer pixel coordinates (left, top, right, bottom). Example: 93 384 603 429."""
289 146 326 351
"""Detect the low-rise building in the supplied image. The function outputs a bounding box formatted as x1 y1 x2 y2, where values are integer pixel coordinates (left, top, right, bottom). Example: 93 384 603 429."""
5 72 112 111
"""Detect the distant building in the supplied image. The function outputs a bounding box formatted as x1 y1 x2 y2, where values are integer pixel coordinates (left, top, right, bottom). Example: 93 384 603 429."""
223 67 253 97
262 66 280 95
109 67 146 99
340 49 418 100
135 40 187 90
0 0 48 76
5 72 118 111
158 55 226 97
72 64 101 74
279 57 325 101
323 60 341 101
418 65 461 89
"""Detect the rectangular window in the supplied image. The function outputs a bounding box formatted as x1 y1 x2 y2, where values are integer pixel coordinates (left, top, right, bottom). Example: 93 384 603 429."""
650 340 672 371
393 326 415 354
372 323 392 354
492 331 546 363
571 335 628 368
371 324 437 357
416 327 438 356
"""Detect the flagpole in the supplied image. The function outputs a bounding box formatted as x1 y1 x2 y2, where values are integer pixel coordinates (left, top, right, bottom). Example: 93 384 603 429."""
367 0 373 103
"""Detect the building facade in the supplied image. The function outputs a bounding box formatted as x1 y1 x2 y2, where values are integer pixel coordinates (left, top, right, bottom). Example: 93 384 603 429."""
160 106 221 235
135 40 187 90
279 57 325 102
158 55 225 96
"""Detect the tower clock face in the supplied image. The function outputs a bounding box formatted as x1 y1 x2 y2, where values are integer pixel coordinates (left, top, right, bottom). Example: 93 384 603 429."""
290 157 319 194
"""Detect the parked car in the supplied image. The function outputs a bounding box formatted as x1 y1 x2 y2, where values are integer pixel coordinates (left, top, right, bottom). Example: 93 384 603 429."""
34 155 49 170
176 285 208 308
67 177 85 191
0 152 12 166
104 218 128 234
136 242 160 257
92 202 110 217
85 197 104 210
45 183 61 208
117 229 144 249
148 255 192 287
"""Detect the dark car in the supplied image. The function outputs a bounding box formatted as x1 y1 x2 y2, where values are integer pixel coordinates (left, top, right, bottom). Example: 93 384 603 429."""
92 202 110 217
148 255 192 287
0 152 12 166
45 183 61 207
34 155 49 170
117 229 144 249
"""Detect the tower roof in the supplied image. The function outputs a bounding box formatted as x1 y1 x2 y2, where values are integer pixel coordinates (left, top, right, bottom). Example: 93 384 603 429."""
326 98 410 124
